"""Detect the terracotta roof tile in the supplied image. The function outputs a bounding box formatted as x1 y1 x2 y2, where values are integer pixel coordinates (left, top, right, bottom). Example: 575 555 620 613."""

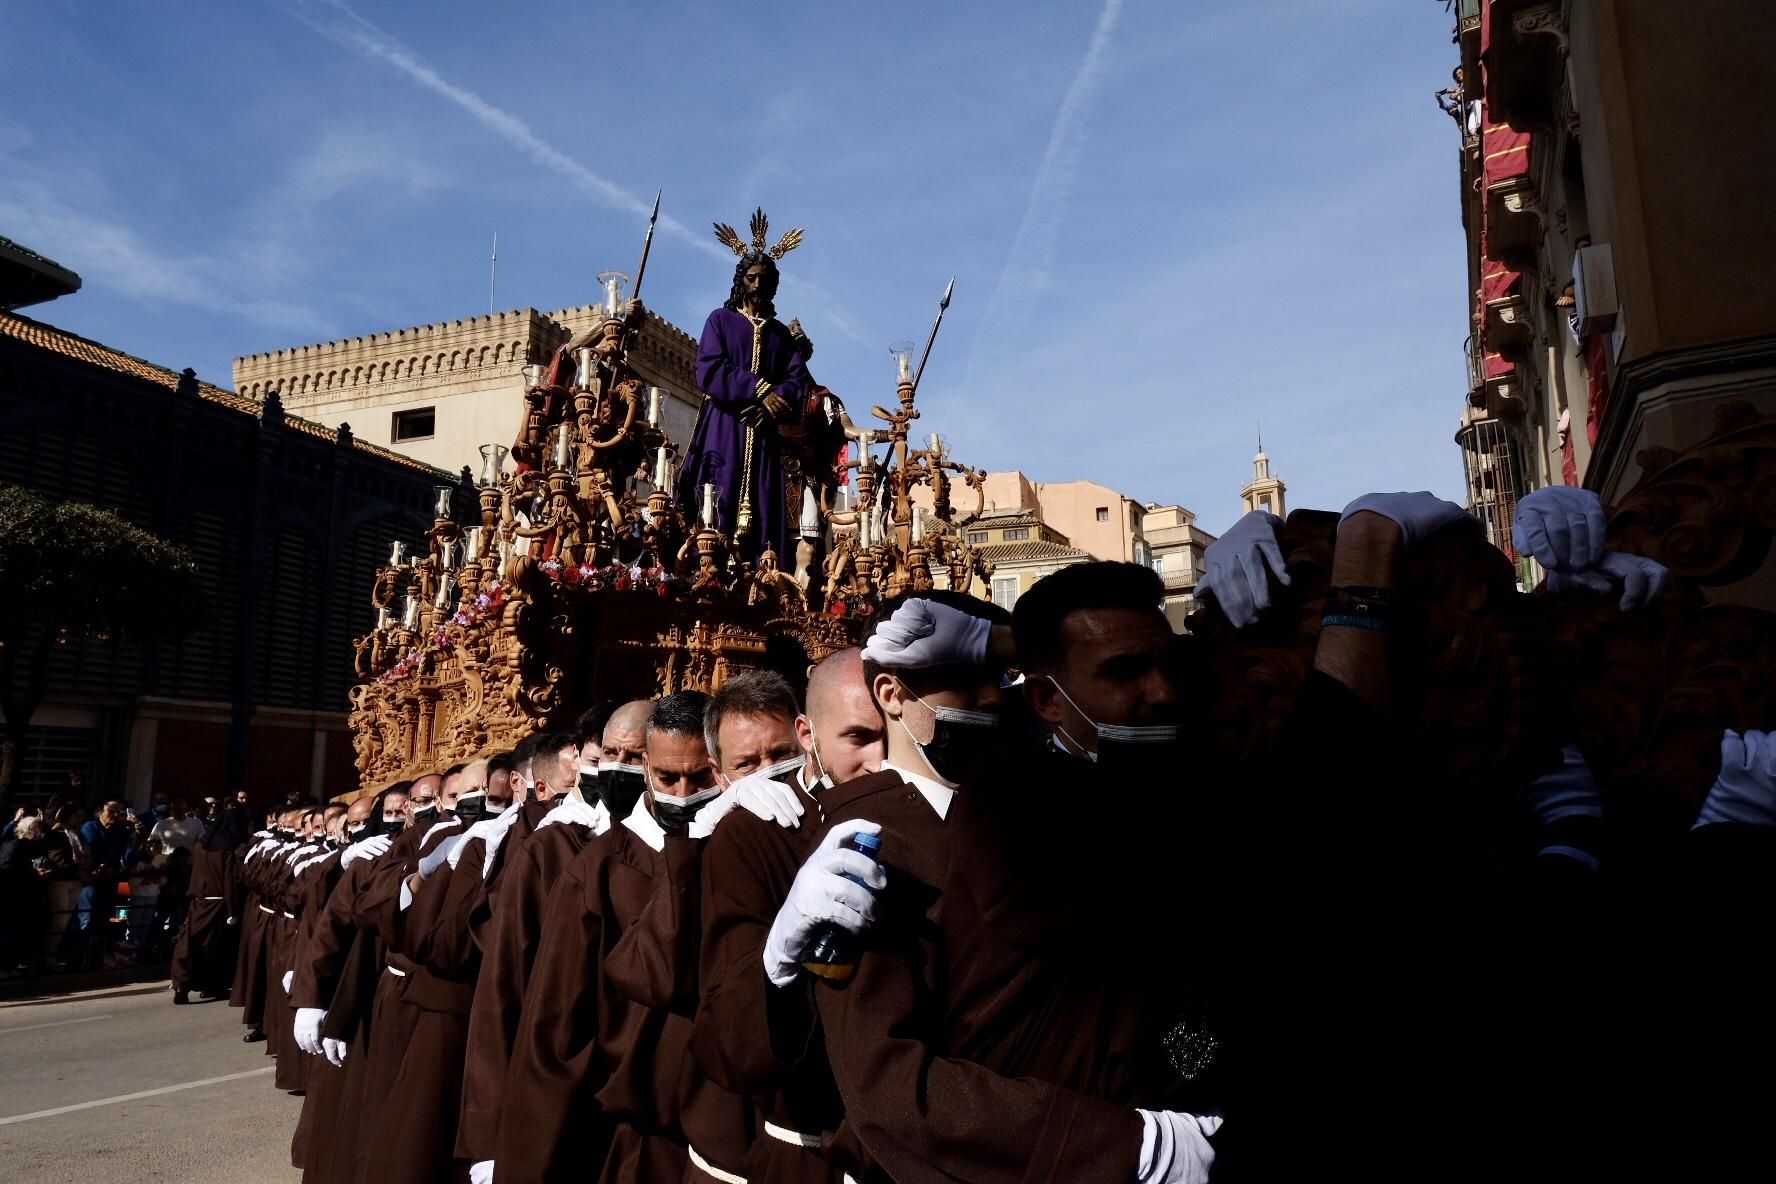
1 311 448 477
977 539 1092 564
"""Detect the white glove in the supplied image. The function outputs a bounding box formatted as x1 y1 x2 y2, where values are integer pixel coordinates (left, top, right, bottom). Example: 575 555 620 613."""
294 1007 325 1055
687 789 741 839
1197 510 1289 628
321 1036 348 1068
1341 491 1475 548
1513 486 1607 573
418 830 466 878
1136 1110 1222 1184
469 1161 494 1184
1546 550 1672 612
763 820 886 987
281 969 294 995
341 833 392 868
537 796 601 831
225 916 237 926
1694 728 1776 830
860 598 990 669
1519 744 1603 871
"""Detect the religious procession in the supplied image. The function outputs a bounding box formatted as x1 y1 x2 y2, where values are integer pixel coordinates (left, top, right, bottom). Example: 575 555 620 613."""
3 3 1774 1182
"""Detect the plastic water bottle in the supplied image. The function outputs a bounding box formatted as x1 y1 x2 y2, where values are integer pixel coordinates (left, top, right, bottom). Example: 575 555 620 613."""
800 831 883 983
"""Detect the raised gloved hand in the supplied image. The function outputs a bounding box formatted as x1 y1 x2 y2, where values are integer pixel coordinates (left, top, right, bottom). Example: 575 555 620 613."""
1694 728 1776 830
1196 511 1289 628
469 1161 495 1184
418 830 466 878
340 832 391 869
1341 491 1475 547
763 820 886 987
537 796 601 831
294 1007 326 1056
1136 1110 1222 1184
1546 550 1672 612
861 597 991 669
280 969 294 995
321 1036 347 1068
733 769 808 828
1513 486 1607 573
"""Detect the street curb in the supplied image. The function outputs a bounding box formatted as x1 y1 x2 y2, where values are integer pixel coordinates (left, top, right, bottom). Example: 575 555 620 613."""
0 964 172 1006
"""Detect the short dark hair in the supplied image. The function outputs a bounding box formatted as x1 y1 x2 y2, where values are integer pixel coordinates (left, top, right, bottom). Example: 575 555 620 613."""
860 591 1011 704
509 733 546 777
575 702 617 751
704 671 800 766
1013 562 1166 675
443 763 466 779
647 690 712 743
486 751 515 778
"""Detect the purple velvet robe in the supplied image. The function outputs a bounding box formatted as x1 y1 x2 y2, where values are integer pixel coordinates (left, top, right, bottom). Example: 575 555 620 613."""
677 306 812 560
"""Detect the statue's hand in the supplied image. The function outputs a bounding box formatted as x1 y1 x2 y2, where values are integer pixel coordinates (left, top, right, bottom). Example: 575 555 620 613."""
761 391 792 421
623 298 646 323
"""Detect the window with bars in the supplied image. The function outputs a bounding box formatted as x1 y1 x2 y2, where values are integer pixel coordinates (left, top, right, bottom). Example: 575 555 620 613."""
1002 527 1030 542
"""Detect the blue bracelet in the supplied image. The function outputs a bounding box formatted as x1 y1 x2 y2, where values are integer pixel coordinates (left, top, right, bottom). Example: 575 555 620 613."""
1321 612 1393 634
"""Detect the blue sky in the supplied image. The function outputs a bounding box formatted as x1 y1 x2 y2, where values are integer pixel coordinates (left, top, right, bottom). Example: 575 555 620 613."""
2 0 1469 532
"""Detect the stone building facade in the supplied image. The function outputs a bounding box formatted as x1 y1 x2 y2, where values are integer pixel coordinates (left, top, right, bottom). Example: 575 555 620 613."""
233 305 702 477
1450 0 1776 591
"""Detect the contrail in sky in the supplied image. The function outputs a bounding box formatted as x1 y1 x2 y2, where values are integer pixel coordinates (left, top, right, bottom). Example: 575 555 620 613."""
285 0 725 263
965 0 1123 386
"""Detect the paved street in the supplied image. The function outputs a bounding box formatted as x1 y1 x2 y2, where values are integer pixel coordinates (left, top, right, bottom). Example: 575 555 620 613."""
0 982 302 1183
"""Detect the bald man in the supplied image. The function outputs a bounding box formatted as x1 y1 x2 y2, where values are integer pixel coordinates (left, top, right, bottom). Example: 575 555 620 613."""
459 703 653 1180
692 650 885 1183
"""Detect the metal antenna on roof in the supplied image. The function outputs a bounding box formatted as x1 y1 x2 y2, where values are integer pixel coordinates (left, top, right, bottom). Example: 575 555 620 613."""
489 232 498 316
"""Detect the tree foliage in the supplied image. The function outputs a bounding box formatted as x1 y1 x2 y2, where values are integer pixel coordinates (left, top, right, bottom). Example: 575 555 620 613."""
0 483 209 801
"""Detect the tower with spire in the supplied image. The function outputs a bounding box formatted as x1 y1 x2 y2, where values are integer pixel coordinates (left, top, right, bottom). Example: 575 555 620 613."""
1241 430 1287 518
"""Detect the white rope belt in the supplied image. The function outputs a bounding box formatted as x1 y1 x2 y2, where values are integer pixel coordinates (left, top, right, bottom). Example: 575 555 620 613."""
687 1145 747 1184
763 1122 821 1149
257 905 276 915
201 896 225 901
282 911 296 919
385 965 408 978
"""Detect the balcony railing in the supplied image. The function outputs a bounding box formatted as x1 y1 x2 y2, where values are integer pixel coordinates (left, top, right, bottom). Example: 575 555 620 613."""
1464 333 1484 401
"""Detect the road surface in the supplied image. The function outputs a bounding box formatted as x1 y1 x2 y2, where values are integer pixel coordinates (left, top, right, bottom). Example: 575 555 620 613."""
0 981 302 1183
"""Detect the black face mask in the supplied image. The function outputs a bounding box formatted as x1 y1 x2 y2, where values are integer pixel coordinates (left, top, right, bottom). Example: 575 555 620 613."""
651 786 722 837
599 764 647 822
578 766 602 805
411 804 439 826
382 818 407 838
454 793 489 825
901 691 1003 788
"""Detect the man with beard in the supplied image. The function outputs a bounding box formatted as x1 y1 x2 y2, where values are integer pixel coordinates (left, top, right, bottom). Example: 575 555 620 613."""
498 692 726 1183
170 801 252 1004
677 211 813 560
691 649 885 1183
461 705 651 1184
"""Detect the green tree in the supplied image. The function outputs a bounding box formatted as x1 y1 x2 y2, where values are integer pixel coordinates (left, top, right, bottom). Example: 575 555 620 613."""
0 484 207 807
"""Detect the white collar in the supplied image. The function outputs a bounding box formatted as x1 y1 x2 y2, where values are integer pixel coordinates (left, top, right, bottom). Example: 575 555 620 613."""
881 759 954 821
620 793 664 852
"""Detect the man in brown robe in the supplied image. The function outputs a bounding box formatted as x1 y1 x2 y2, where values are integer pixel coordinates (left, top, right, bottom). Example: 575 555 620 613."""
462 706 652 1183
234 808 304 1043
170 802 250 1004
692 650 884 1183
499 692 737 1184
288 788 408 1184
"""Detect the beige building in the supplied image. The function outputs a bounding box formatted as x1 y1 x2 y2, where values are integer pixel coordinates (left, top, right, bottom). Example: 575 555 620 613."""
1239 445 1287 518
1141 503 1216 630
978 471 1154 566
233 305 701 478
958 507 1094 610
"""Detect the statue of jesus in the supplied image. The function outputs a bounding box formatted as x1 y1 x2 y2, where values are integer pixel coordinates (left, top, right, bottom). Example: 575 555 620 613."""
675 210 812 561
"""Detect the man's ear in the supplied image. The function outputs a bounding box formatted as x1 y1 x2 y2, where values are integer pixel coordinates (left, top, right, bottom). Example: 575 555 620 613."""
1023 674 1065 727
795 714 816 754
872 672 905 721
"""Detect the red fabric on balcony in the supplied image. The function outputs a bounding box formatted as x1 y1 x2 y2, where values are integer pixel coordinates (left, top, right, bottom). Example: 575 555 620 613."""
1483 119 1532 187
1583 333 1610 447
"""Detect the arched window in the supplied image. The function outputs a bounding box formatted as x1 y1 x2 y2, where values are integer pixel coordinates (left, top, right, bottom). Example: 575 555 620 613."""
492 344 504 364
393 360 404 379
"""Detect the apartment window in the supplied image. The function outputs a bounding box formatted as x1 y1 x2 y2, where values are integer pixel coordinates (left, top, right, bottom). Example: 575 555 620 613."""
1003 527 1030 542
1134 539 1151 567
1096 506 1109 522
991 576 1019 611
392 407 436 442
966 531 988 544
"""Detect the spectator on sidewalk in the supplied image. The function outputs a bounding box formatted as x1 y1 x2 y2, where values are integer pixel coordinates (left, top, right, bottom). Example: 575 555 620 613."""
147 797 203 859
76 801 133 934
0 816 53 976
